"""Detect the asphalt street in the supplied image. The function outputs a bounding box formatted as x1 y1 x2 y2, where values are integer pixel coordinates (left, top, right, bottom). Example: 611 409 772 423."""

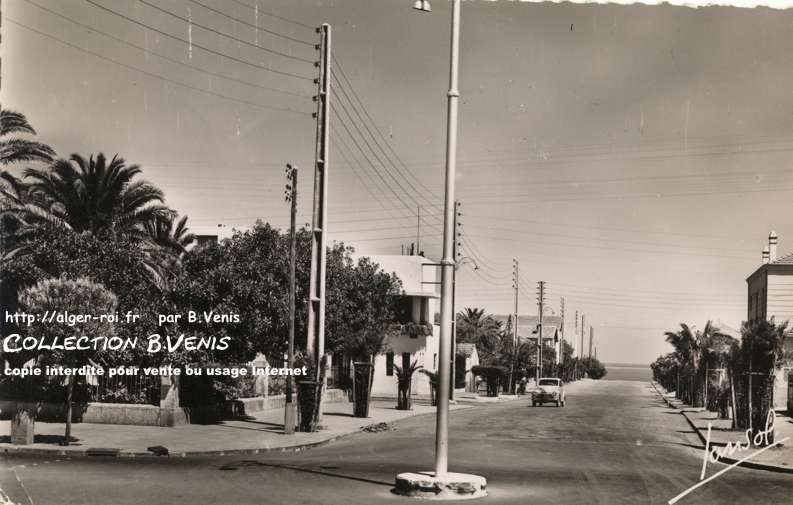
0 380 790 505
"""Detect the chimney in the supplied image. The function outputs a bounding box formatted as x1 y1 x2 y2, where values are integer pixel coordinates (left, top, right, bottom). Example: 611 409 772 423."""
762 246 770 264
769 231 778 263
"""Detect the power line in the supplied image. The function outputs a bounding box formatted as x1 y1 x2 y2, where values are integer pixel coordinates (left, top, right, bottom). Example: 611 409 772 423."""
21 0 312 99
330 85 442 228
6 18 312 116
84 0 315 81
224 0 316 30
331 57 440 206
330 103 442 232
136 0 315 64
188 0 315 46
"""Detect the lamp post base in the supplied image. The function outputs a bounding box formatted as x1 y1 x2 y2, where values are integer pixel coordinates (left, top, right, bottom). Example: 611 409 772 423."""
394 472 487 500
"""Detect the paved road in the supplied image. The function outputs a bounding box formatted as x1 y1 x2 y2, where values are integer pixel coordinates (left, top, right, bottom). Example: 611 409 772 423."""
0 380 790 505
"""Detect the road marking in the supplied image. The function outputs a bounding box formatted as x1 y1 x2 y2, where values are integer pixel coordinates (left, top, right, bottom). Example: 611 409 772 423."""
668 436 790 504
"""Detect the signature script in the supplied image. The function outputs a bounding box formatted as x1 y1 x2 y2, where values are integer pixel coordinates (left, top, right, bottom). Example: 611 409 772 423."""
668 410 789 504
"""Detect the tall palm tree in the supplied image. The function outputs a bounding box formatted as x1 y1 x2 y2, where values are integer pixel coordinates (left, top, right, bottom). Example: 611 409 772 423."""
737 317 790 443
21 153 170 236
665 323 700 404
0 109 55 166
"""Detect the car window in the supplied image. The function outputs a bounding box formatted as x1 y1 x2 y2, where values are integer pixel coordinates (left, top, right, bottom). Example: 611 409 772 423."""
538 379 559 386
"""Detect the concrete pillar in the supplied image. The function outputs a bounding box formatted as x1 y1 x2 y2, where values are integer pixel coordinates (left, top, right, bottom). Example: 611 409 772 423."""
158 374 186 427
11 406 35 445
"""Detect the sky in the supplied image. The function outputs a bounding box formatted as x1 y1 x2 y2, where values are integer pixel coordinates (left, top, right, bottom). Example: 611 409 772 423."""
3 0 793 365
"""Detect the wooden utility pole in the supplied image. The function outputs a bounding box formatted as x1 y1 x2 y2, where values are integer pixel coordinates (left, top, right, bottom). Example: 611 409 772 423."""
417 206 421 255
588 326 594 360
574 310 578 379
284 164 298 434
559 297 565 379
509 258 519 393
305 23 331 427
536 281 545 382
450 201 461 400
580 314 585 378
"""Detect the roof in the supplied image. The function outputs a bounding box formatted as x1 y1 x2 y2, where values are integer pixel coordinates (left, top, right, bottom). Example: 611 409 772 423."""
772 252 793 265
712 320 740 339
456 343 478 358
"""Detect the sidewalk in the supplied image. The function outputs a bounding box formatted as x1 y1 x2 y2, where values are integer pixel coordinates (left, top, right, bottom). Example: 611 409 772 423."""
651 381 793 473
0 400 470 458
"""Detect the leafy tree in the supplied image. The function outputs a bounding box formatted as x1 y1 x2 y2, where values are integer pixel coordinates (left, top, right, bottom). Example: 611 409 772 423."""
1 227 163 369
471 365 507 397
20 278 117 445
583 357 608 380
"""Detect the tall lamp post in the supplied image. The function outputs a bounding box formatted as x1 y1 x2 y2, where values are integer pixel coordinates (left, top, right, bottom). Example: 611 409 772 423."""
395 0 487 498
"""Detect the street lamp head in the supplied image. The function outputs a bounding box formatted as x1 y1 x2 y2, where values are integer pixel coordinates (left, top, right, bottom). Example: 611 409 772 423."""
413 0 431 12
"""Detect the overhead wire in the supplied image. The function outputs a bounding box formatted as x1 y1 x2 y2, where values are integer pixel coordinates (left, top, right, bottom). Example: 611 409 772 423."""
6 18 311 116
84 0 315 81
136 0 316 63
21 0 312 99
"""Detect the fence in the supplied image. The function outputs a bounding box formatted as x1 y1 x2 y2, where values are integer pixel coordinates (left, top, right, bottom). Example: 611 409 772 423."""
88 373 160 406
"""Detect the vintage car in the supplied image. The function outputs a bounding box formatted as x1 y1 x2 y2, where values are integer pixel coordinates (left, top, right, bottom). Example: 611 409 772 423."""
531 378 565 407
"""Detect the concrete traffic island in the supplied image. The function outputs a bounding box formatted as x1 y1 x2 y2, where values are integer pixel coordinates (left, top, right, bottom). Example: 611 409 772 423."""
394 471 487 500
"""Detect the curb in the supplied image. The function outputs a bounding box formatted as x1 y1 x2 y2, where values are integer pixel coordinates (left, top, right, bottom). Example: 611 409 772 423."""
0 430 355 459
649 381 793 475
0 404 465 460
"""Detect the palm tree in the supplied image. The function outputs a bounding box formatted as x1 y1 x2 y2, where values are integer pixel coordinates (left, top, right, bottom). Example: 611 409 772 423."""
394 360 422 410
0 109 55 166
665 323 701 405
736 317 789 443
456 307 502 348
20 153 170 236
1 109 54 254
142 214 195 284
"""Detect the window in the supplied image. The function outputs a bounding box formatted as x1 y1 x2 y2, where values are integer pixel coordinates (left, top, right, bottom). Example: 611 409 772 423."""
402 352 412 370
433 354 437 369
420 299 429 325
386 352 394 376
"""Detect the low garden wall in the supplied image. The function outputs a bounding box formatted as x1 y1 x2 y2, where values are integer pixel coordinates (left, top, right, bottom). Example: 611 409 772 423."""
0 388 350 427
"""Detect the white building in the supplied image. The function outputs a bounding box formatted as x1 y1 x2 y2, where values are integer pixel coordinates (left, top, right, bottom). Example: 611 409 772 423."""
359 255 440 398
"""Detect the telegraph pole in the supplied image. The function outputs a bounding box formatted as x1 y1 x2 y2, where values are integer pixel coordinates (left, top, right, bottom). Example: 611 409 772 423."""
536 281 545 383
417 206 421 255
450 200 461 400
580 314 585 378
559 297 565 379
588 326 594 360
284 165 298 434
509 258 519 393
305 23 331 427
574 310 579 379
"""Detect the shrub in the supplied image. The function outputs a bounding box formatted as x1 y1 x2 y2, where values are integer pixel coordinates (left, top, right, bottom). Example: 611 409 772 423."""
471 365 507 397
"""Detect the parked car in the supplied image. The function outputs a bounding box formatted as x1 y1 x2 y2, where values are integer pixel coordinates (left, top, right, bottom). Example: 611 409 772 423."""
531 378 565 407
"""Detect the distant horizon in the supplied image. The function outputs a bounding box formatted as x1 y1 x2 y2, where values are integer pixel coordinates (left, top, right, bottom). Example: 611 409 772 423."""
603 362 651 368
